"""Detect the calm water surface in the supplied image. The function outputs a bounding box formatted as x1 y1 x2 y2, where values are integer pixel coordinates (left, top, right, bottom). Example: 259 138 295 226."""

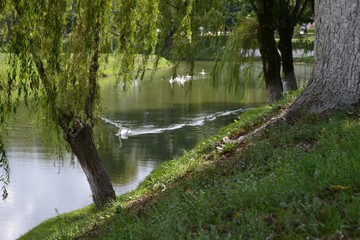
0 62 312 240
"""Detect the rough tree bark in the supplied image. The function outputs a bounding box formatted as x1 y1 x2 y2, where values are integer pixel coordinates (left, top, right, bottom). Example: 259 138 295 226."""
256 0 283 103
284 0 360 116
278 25 298 92
277 0 299 92
61 118 116 208
250 0 310 96
277 0 310 92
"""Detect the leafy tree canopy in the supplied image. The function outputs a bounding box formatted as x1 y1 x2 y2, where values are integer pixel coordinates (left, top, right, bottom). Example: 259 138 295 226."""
0 0 162 205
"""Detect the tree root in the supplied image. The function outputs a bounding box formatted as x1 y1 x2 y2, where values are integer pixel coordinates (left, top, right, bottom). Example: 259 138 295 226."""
218 111 289 149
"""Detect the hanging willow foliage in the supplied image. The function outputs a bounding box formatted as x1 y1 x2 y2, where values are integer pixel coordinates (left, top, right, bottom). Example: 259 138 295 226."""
111 0 160 87
0 0 247 202
156 0 227 76
0 0 164 202
212 16 259 98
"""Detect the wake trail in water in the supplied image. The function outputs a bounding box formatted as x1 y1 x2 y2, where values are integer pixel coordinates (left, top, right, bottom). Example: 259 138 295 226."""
100 108 243 138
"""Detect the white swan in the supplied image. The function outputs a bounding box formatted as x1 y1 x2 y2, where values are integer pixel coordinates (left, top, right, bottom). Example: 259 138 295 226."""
170 74 192 87
178 76 186 86
116 124 131 139
174 75 181 83
169 76 175 85
200 69 206 77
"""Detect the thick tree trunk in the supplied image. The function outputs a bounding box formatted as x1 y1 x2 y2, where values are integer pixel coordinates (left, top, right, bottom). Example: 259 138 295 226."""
256 0 283 104
63 120 116 208
285 0 360 117
278 26 298 92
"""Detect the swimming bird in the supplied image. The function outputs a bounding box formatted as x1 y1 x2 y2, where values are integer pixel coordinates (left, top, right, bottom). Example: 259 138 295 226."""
169 76 175 86
200 69 206 77
116 124 131 139
174 75 181 83
178 76 186 87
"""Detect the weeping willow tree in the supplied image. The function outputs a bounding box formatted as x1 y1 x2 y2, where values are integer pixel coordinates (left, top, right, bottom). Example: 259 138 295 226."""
1 0 225 208
0 0 160 208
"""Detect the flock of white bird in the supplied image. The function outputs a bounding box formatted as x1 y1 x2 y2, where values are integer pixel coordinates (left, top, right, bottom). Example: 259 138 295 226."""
113 69 207 147
168 69 206 87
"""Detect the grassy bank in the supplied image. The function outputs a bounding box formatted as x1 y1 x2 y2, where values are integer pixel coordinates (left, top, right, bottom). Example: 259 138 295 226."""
21 95 360 239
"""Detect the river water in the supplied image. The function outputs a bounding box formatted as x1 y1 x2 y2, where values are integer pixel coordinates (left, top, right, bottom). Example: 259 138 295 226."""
0 62 312 240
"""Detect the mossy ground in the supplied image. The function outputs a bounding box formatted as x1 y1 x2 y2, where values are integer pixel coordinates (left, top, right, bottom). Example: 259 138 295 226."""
20 94 360 239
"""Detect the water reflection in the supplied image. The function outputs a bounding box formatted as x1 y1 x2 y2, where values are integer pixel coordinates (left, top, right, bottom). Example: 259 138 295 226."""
100 108 243 140
2 150 90 240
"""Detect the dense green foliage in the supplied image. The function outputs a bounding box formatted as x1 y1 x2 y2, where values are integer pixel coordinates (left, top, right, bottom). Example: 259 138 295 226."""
0 0 116 200
21 97 360 239
0 0 261 199
0 0 163 202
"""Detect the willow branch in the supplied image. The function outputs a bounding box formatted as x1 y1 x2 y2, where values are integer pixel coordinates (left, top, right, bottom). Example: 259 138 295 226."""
163 0 177 9
297 0 310 20
85 23 100 122
31 50 57 108
291 0 310 26
248 0 258 12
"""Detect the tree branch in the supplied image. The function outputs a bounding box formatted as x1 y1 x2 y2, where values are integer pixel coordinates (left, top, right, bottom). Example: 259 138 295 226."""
298 0 311 20
310 0 314 13
31 50 57 109
291 0 310 26
291 0 302 18
85 22 100 122
162 0 177 10
248 0 258 12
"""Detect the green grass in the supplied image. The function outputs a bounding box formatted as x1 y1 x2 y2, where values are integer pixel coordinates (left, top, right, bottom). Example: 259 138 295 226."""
99 54 172 78
20 98 360 239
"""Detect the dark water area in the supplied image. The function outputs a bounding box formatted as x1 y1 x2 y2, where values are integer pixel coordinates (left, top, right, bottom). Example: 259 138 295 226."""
98 103 247 185
0 61 312 240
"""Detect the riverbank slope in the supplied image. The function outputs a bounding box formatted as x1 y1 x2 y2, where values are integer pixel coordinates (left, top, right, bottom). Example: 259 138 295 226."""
20 94 360 239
